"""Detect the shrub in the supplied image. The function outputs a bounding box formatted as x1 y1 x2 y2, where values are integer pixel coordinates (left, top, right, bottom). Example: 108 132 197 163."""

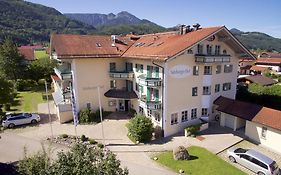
79 108 92 123
4 104 11 111
128 108 136 117
81 134 88 142
89 139 97 145
60 134 68 138
278 76 281 83
97 143 104 148
185 124 201 136
127 114 153 143
173 146 189 160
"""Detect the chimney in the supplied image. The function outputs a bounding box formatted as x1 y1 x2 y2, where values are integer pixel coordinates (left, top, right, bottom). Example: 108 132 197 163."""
193 23 201 31
111 35 116 43
179 24 186 35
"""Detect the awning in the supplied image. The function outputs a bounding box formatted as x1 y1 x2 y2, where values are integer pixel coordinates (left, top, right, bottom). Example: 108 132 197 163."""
104 89 138 99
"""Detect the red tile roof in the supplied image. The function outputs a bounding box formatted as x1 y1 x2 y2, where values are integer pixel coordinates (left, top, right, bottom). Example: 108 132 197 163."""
51 75 61 81
256 58 281 64
214 96 281 131
51 34 134 59
18 48 35 61
250 65 269 71
19 45 43 50
122 26 224 60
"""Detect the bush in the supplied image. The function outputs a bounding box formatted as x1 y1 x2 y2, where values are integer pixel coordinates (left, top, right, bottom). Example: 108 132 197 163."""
127 114 153 143
60 134 68 138
89 139 97 145
4 104 11 111
185 124 201 136
97 143 104 148
128 108 136 117
79 108 93 123
173 146 189 160
16 79 37 91
278 76 281 82
81 134 88 142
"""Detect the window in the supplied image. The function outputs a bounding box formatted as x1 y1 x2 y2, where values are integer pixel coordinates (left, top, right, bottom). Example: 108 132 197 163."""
187 49 193 54
223 49 227 55
204 66 212 75
202 108 208 116
197 44 203 54
223 83 231 91
155 112 161 122
192 87 198 96
109 62 116 72
191 108 197 119
126 62 133 72
224 64 233 73
171 113 178 125
215 45 221 55
108 100 116 107
251 158 268 169
86 103 91 109
135 64 143 73
181 110 188 122
216 65 221 74
261 127 267 139
203 86 211 95
110 80 116 89
215 84 220 93
206 44 212 55
193 66 199 75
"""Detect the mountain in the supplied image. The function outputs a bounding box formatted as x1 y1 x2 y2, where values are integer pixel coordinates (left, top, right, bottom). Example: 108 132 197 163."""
0 0 95 45
64 11 167 35
230 28 281 52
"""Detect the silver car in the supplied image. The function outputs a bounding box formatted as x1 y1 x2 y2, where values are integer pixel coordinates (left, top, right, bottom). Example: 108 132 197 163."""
2 113 40 128
227 147 280 175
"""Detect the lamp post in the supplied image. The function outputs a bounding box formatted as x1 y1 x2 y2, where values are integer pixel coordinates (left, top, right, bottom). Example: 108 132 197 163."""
45 80 54 140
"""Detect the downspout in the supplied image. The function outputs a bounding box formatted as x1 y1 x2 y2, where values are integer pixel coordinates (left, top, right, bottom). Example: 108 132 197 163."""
152 59 165 137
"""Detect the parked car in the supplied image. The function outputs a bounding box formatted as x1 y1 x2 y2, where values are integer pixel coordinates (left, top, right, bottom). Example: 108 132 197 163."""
227 147 280 175
2 113 40 128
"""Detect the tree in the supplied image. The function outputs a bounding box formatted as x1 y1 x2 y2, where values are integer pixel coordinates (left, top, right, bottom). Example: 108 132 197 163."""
0 74 16 106
127 114 154 142
26 57 57 82
0 38 24 80
17 143 128 175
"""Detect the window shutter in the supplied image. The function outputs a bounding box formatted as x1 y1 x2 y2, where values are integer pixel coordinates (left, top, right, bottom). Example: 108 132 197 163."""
147 87 150 102
155 89 159 101
155 67 159 78
147 65 151 78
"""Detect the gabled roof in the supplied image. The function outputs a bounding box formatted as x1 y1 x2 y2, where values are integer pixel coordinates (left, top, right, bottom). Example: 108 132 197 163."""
250 65 269 72
256 57 281 65
238 75 277 86
51 34 134 59
214 96 281 131
18 47 35 61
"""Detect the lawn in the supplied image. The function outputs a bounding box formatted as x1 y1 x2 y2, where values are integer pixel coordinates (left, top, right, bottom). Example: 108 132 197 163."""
154 146 246 175
35 50 49 59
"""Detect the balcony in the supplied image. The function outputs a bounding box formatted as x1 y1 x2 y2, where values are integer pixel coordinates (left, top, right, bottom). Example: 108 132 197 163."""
195 54 231 63
109 71 134 79
52 90 72 112
54 64 72 80
140 95 162 110
138 75 161 87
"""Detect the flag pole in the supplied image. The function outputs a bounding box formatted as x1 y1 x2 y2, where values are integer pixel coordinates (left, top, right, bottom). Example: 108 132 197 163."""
70 83 78 141
97 86 105 147
45 80 54 140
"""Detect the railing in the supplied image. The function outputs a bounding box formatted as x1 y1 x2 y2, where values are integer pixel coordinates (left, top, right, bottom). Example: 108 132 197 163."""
109 71 134 79
58 103 72 112
138 76 162 87
140 95 161 110
195 54 231 63
54 67 72 80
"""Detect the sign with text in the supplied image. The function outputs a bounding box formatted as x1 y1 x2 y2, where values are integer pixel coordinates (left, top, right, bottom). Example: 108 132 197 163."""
169 65 191 78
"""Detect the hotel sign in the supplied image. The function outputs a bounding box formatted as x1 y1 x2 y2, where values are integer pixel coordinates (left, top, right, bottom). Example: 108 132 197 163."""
169 65 191 78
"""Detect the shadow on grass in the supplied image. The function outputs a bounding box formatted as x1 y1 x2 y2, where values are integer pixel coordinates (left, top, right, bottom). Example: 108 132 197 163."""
188 155 199 161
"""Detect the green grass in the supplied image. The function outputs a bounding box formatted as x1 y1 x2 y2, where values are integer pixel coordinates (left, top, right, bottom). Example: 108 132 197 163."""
154 146 246 175
35 50 48 59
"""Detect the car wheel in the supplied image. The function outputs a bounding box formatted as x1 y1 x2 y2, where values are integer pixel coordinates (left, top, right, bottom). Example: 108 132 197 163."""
31 119 37 124
8 123 15 128
257 172 265 175
229 156 236 163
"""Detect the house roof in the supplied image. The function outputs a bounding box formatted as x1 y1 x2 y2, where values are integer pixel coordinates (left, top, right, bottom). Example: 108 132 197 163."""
18 47 35 61
50 26 255 61
214 96 262 121
51 34 134 59
256 58 281 65
238 75 277 86
19 45 43 50
250 65 269 71
214 96 281 131
104 89 138 99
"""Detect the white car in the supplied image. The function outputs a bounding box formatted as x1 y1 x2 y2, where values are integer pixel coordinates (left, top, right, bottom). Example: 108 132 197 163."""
227 147 280 175
2 113 41 128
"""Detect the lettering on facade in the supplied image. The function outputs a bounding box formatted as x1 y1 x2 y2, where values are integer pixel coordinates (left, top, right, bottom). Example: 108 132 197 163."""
169 65 191 78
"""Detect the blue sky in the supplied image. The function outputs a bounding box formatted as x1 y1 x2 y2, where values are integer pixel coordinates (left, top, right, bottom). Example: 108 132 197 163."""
27 0 281 38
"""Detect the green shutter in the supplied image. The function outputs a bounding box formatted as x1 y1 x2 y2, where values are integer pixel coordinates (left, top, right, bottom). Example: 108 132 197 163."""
147 87 150 102
147 65 151 78
140 85 143 93
140 64 143 73
155 67 159 78
155 89 159 102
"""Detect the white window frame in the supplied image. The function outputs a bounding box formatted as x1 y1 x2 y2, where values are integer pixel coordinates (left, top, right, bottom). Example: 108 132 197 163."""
261 127 267 139
215 84 220 93
181 110 188 122
191 108 197 120
204 66 212 75
216 65 221 74
202 108 208 116
192 87 198 96
203 86 211 95
223 82 231 91
171 113 178 125
224 64 233 73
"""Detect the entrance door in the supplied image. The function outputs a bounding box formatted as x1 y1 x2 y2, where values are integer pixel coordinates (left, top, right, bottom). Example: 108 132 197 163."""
119 100 125 111
125 100 129 111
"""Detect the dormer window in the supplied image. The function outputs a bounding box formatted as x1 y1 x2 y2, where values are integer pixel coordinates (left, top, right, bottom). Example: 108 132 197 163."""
197 44 203 54
215 45 221 55
96 43 102 47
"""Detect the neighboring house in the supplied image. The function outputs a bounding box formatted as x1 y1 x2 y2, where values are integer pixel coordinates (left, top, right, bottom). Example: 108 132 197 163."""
239 58 255 75
255 57 281 73
249 65 270 75
50 25 254 137
238 75 277 86
258 51 281 58
214 96 281 154
18 45 44 64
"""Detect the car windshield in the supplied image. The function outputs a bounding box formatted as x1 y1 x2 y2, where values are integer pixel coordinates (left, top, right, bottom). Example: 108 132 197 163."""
234 148 248 153
270 161 278 171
